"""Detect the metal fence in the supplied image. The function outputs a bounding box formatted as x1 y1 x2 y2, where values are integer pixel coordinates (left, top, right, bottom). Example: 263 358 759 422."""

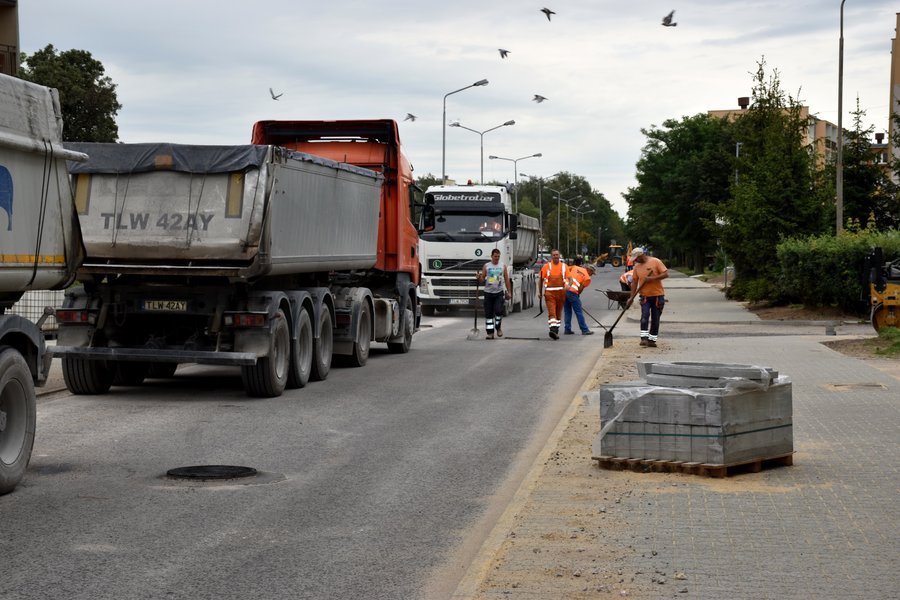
8 290 66 333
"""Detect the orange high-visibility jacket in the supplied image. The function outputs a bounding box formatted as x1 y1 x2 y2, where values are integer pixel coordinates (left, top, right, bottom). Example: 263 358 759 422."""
540 261 567 290
566 266 592 295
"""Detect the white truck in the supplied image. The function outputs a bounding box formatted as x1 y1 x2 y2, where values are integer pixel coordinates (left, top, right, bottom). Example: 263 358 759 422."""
417 184 538 315
0 73 87 493
53 119 431 399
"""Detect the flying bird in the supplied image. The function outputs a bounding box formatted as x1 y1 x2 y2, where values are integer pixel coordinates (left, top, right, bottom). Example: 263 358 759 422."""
540 7 555 21
498 48 510 59
269 88 283 100
404 113 417 122
662 10 677 27
533 94 548 103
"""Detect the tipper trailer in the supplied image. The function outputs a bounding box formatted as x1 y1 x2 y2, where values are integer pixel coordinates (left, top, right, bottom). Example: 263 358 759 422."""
54 120 432 398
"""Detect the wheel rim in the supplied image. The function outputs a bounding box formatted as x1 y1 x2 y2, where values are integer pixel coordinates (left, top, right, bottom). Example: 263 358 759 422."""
0 377 26 466
274 317 290 380
320 312 333 362
299 312 312 374
359 307 371 356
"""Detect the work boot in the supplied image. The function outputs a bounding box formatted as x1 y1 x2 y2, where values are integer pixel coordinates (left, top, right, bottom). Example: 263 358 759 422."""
549 328 559 340
582 330 594 335
647 340 657 347
639 338 648 347
564 330 574 335
496 328 503 338
486 334 494 340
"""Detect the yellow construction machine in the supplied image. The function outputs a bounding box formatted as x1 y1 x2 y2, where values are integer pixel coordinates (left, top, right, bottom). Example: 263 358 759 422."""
865 247 900 331
594 244 625 268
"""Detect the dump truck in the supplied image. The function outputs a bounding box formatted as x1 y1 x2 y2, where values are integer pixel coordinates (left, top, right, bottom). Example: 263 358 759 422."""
417 184 538 314
53 119 431 398
0 73 87 493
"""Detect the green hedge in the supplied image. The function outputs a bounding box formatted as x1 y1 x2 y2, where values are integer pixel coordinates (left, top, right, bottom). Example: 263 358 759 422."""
775 230 900 313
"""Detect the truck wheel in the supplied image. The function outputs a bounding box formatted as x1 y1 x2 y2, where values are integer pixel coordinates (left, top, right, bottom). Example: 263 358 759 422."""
147 363 178 378
611 257 622 268
388 308 414 354
241 309 289 397
112 362 148 386
62 357 113 395
0 348 36 495
287 308 313 389
346 301 372 367
310 307 333 381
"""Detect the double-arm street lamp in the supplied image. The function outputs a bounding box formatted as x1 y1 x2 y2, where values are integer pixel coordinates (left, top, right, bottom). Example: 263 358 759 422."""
571 204 595 257
488 153 542 212
442 79 489 183
520 172 566 251
561 195 583 256
545 186 573 250
449 120 515 183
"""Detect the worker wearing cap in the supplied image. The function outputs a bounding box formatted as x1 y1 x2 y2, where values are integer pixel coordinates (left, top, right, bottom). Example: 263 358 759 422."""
626 247 668 347
563 263 595 335
538 249 567 339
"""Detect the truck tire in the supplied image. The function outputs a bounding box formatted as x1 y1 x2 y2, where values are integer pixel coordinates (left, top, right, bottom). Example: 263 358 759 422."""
388 308 413 354
310 307 333 381
241 309 290 397
610 257 622 268
112 362 148 386
346 301 372 367
62 356 113 395
0 348 36 495
287 308 313 389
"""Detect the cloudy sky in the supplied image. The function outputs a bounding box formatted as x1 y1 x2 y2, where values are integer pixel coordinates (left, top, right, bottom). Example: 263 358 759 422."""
18 1 899 217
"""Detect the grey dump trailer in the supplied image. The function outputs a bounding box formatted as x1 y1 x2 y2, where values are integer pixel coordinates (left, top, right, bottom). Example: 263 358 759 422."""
0 73 86 494
53 141 420 398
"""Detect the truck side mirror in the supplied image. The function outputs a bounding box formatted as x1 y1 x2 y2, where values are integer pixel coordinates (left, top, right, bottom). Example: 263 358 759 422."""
508 214 518 232
419 204 435 233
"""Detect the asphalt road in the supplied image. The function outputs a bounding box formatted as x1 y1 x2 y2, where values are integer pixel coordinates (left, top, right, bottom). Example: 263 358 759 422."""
1 267 624 600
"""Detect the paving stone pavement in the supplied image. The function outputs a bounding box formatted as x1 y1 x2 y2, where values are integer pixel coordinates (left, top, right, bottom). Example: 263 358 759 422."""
456 273 900 600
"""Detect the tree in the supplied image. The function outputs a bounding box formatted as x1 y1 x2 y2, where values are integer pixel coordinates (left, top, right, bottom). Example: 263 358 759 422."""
839 98 898 230
19 45 121 142
624 113 733 272
717 60 823 300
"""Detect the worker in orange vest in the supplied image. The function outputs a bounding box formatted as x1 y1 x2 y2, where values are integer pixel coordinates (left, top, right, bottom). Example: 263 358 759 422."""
563 263 595 335
538 249 567 339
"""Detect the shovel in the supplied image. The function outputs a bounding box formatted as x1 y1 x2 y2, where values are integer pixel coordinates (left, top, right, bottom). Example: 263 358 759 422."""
466 277 484 341
603 281 642 348
532 291 544 318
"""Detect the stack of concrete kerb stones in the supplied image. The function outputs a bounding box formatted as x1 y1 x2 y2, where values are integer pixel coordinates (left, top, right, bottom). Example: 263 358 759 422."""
590 361 794 477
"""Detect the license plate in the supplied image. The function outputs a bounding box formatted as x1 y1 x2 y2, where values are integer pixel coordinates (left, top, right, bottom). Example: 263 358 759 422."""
143 300 188 312
449 299 469 305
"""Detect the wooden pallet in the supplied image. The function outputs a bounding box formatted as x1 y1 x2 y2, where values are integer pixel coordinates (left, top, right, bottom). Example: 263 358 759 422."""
592 452 794 478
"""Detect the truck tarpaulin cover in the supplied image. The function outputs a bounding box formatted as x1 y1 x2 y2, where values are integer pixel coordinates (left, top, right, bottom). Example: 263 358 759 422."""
63 142 380 180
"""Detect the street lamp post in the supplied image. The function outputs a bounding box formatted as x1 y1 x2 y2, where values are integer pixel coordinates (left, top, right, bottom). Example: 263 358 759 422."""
449 120 515 183
597 226 608 255
560 195 582 256
488 153 542 212
521 172 565 251
442 79 489 183
836 0 846 234
545 186 570 250
572 205 595 256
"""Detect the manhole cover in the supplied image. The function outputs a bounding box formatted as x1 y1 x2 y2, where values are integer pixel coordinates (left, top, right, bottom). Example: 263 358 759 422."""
166 465 258 480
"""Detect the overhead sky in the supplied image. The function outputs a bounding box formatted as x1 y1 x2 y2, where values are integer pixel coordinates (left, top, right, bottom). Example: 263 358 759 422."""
19 1 899 217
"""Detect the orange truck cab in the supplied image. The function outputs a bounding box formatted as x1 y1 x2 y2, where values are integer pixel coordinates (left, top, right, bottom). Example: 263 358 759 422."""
251 119 421 283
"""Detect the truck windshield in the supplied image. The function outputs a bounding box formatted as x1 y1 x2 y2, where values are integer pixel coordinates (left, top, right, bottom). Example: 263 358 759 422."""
421 213 505 241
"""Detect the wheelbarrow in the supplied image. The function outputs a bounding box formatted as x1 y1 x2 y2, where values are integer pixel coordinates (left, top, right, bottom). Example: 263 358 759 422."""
601 289 631 310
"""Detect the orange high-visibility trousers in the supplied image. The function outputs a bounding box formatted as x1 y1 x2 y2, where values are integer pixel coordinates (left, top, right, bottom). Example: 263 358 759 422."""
544 289 566 329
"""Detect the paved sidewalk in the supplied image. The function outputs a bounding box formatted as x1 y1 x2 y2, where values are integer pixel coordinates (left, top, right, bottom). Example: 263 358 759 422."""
455 272 899 599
